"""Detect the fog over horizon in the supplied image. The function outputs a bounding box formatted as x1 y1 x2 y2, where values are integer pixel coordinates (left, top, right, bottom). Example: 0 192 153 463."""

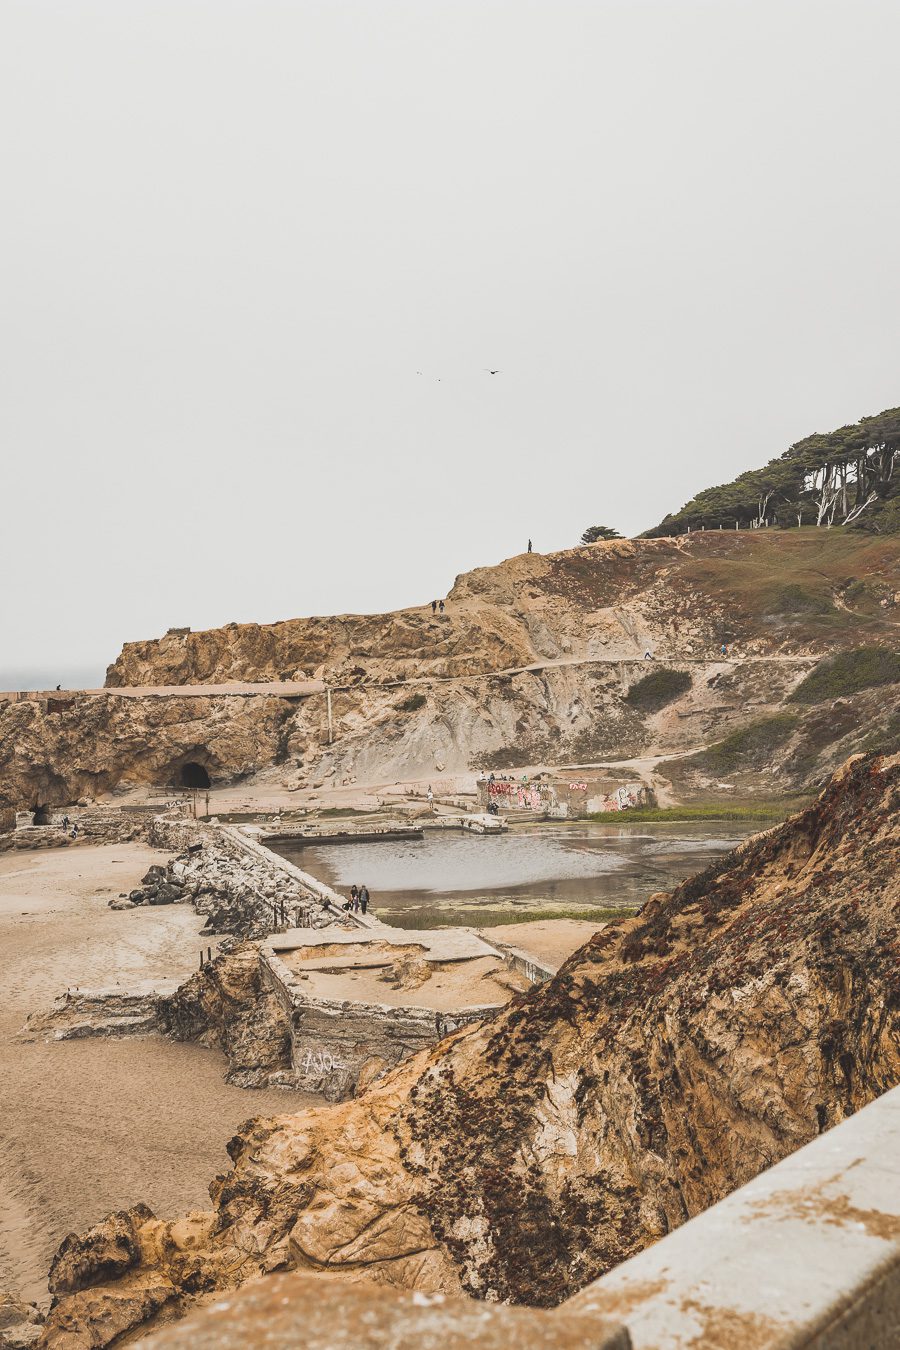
3 0 900 689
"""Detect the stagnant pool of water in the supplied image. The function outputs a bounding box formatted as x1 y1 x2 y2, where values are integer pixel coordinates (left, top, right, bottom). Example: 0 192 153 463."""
272 821 760 928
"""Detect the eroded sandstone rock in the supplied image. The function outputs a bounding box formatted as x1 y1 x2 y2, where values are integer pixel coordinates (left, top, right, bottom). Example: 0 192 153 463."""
0 1294 43 1349
157 945 292 1089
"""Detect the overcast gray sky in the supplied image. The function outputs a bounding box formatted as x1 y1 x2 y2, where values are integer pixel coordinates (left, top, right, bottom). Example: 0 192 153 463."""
3 0 900 687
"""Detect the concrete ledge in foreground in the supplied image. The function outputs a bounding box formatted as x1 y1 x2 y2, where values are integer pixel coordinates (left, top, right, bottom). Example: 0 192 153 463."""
573 1083 900 1348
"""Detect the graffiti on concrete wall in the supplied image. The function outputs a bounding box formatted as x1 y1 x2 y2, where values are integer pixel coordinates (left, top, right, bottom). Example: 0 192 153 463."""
478 777 648 815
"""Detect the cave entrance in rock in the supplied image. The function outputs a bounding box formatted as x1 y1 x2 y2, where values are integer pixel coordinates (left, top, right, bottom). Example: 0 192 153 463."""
32 805 52 825
179 762 211 789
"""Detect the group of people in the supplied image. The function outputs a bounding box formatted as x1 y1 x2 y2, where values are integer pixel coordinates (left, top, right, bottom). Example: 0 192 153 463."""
342 884 371 915
430 599 446 614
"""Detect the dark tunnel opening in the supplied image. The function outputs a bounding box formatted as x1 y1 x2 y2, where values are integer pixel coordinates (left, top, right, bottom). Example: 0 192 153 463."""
179 762 211 789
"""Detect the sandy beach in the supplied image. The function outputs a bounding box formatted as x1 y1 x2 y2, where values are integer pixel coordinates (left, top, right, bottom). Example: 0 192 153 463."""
478 918 608 969
0 844 312 1306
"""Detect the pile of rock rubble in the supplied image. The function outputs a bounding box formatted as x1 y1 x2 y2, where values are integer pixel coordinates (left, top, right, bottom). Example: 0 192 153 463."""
109 834 334 940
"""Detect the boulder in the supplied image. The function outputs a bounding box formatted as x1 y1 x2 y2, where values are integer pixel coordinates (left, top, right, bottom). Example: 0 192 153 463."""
48 1205 155 1297
0 1293 43 1349
40 1274 176 1350
148 883 182 906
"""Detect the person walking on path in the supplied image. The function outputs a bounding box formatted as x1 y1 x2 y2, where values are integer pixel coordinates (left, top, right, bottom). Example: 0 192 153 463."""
347 884 359 913
360 885 369 915
431 600 437 614
439 599 445 613
527 539 532 553
427 785 435 811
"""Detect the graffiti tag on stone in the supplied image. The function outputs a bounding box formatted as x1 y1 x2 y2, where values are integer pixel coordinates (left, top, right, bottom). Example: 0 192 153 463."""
301 1049 346 1074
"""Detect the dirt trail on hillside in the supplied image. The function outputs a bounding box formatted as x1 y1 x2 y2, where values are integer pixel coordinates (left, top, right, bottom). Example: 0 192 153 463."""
0 845 312 1306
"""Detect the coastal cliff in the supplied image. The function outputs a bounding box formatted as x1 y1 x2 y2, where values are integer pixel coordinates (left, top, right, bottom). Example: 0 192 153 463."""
105 533 900 687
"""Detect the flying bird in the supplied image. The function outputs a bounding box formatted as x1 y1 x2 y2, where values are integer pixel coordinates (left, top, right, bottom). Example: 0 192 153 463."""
485 368 501 375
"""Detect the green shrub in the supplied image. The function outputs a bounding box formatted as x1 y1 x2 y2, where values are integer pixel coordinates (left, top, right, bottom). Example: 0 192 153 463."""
696 714 799 770
395 690 427 713
789 648 900 704
770 585 833 615
625 668 692 711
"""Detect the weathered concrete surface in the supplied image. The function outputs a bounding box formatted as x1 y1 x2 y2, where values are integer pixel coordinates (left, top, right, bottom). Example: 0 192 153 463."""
134 1272 630 1348
269 926 499 960
573 1084 900 1348
262 946 500 1100
25 983 179 1041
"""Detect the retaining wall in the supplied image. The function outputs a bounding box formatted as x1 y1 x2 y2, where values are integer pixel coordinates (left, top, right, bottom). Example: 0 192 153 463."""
260 947 497 1100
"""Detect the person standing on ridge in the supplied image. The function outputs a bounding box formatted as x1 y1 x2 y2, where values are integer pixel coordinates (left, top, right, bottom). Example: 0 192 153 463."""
527 539 532 552
431 600 437 614
439 599 445 613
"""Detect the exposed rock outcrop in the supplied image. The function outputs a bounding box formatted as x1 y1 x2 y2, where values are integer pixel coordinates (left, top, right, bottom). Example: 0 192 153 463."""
37 752 900 1346
0 1294 43 1349
105 534 900 688
3 536 898 808
157 945 293 1089
0 693 294 809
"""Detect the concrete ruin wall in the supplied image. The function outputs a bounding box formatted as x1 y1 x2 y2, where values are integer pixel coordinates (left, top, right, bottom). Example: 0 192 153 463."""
261 948 498 1100
478 777 650 815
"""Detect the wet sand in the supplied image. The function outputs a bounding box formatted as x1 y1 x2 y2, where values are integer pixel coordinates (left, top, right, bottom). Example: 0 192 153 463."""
0 844 312 1306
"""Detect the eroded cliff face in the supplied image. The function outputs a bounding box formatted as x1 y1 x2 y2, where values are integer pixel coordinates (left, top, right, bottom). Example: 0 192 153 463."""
37 753 900 1345
104 533 900 687
4 533 898 810
0 693 294 808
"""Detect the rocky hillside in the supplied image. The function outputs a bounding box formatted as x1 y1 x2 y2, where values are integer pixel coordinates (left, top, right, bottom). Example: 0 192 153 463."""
35 752 900 1345
0 692 294 810
107 532 899 687
2 532 898 811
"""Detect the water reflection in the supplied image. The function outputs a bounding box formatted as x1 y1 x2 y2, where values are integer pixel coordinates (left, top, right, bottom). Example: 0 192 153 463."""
272 821 758 929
